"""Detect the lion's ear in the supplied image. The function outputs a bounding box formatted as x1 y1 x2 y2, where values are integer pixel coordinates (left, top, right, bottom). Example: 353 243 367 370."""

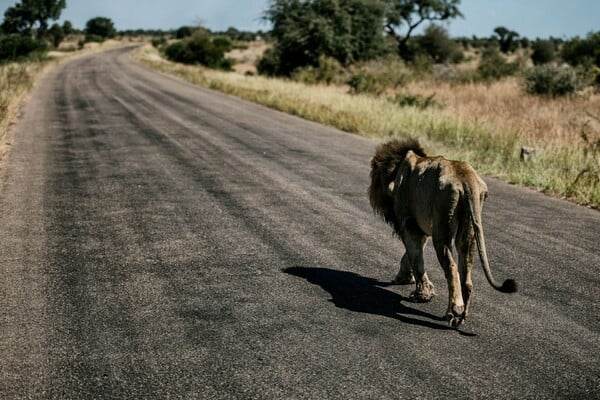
387 181 395 196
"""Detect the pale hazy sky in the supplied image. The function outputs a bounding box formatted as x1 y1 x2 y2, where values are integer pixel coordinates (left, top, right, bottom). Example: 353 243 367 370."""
1 0 598 38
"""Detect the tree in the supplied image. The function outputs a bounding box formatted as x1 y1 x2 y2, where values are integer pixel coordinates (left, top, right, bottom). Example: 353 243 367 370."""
416 24 460 63
85 17 116 39
493 26 519 53
47 22 63 47
1 0 66 38
175 26 193 39
260 0 387 76
62 20 73 35
561 31 600 69
382 0 462 59
0 34 47 60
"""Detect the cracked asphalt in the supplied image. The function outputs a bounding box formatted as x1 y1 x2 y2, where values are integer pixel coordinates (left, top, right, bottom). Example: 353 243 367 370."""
1 47 598 399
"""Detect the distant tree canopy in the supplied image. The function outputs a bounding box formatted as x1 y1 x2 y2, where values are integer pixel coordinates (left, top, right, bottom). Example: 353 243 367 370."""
561 31 600 69
61 20 73 35
175 26 193 39
493 26 519 53
259 0 387 76
85 17 116 39
382 0 462 59
1 0 66 38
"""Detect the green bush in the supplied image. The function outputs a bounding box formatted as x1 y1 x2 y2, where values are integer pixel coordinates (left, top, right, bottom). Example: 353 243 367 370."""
151 36 167 48
523 65 580 96
0 35 47 61
477 45 519 80
347 69 386 95
164 32 233 70
212 35 232 51
530 40 555 65
256 47 281 76
292 56 343 85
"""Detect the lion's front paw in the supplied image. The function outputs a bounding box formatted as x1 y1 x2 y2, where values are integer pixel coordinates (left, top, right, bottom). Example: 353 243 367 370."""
409 289 435 303
410 280 435 302
392 274 415 285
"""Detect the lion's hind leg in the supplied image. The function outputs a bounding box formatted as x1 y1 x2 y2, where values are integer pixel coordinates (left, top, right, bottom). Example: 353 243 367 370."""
456 216 475 324
433 231 465 328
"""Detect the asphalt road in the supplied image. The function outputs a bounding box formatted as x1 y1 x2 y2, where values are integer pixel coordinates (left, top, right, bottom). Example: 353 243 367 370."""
1 47 598 399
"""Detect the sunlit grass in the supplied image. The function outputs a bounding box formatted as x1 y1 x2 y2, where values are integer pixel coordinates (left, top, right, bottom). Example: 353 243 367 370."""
134 45 599 208
0 61 43 149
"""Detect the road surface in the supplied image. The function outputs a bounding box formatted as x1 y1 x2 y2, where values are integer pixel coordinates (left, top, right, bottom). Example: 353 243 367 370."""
1 47 598 399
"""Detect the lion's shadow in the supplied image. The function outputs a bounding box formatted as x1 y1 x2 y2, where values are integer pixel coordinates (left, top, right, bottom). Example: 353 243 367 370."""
283 266 475 335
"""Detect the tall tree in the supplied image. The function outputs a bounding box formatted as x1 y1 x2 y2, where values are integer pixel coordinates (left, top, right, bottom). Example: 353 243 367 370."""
85 17 116 39
382 0 462 59
493 26 519 53
1 0 66 38
261 0 386 76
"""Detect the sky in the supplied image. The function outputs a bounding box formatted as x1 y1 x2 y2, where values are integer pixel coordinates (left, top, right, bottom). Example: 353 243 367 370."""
0 0 598 39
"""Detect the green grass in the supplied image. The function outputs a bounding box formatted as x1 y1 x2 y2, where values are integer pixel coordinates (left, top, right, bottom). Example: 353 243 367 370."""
134 45 599 208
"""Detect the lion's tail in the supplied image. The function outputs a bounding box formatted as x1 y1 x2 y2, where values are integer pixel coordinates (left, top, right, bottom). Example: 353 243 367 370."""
464 185 517 293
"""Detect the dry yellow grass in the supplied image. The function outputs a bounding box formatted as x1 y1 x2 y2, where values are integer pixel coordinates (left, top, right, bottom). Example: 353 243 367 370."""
0 62 43 162
404 78 600 145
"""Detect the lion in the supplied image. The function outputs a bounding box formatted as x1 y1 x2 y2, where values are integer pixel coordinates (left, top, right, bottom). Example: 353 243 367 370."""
368 138 516 327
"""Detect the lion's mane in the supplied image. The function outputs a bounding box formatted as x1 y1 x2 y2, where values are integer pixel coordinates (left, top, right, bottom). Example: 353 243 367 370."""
368 138 426 225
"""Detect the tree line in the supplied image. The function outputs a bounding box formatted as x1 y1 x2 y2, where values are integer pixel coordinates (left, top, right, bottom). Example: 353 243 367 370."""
0 0 122 61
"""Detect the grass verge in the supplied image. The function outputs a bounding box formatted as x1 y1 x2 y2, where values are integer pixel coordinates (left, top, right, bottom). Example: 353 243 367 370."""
134 45 598 208
0 61 44 153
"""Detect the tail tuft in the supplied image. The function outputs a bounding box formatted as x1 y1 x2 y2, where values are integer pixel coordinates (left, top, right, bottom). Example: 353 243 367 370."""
499 279 517 293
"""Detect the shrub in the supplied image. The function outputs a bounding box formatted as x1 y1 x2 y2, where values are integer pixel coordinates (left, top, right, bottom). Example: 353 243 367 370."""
531 40 555 65
0 35 47 61
151 36 167 48
164 32 233 70
292 56 343 85
256 47 281 76
347 69 386 95
523 65 580 96
477 45 519 80
212 35 232 51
